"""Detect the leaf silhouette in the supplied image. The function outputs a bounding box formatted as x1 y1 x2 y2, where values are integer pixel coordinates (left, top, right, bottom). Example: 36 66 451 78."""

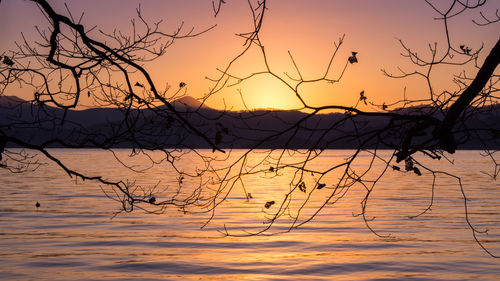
405 158 414 171
264 200 275 209
413 167 422 176
317 183 326 189
460 44 472 55
348 51 358 64
298 182 306 192
2 56 14 66
359 91 367 104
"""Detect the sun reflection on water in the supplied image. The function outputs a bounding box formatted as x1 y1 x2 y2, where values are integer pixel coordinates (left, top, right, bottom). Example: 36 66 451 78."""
0 149 499 280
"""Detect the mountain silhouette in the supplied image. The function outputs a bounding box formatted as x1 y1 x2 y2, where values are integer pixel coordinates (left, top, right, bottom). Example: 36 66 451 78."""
0 95 25 107
171 96 209 110
0 95 498 150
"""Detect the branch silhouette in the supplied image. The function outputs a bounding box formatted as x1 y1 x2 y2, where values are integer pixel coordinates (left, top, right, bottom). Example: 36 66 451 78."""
1 0 499 257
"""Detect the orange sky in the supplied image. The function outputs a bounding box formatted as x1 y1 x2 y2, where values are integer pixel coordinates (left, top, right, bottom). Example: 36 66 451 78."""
0 0 498 111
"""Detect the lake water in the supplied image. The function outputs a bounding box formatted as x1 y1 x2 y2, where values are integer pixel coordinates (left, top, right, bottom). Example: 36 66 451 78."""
0 149 499 280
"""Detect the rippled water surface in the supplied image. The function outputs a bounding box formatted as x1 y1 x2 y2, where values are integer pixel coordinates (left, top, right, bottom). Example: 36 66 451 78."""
0 149 499 280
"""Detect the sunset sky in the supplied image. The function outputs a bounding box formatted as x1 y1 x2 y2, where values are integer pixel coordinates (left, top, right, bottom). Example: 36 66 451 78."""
0 0 498 110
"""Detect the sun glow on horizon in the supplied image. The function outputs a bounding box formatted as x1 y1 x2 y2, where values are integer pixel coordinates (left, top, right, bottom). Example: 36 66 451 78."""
228 74 304 111
1 0 498 113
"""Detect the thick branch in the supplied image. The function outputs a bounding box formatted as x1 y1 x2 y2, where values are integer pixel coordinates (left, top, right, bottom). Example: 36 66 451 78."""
436 37 500 153
31 0 224 152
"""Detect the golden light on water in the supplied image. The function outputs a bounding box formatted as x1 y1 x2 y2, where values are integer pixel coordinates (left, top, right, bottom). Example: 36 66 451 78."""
0 0 499 279
1 149 499 279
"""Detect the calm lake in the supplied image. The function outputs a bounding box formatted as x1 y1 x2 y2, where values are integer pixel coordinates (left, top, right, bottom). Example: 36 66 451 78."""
0 149 499 280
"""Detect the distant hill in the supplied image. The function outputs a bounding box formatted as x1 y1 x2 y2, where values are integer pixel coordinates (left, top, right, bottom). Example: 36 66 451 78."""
171 96 210 110
0 95 26 106
0 95 498 150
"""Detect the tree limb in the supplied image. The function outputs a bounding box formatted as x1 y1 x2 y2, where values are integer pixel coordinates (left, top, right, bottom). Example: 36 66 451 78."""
435 37 500 153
